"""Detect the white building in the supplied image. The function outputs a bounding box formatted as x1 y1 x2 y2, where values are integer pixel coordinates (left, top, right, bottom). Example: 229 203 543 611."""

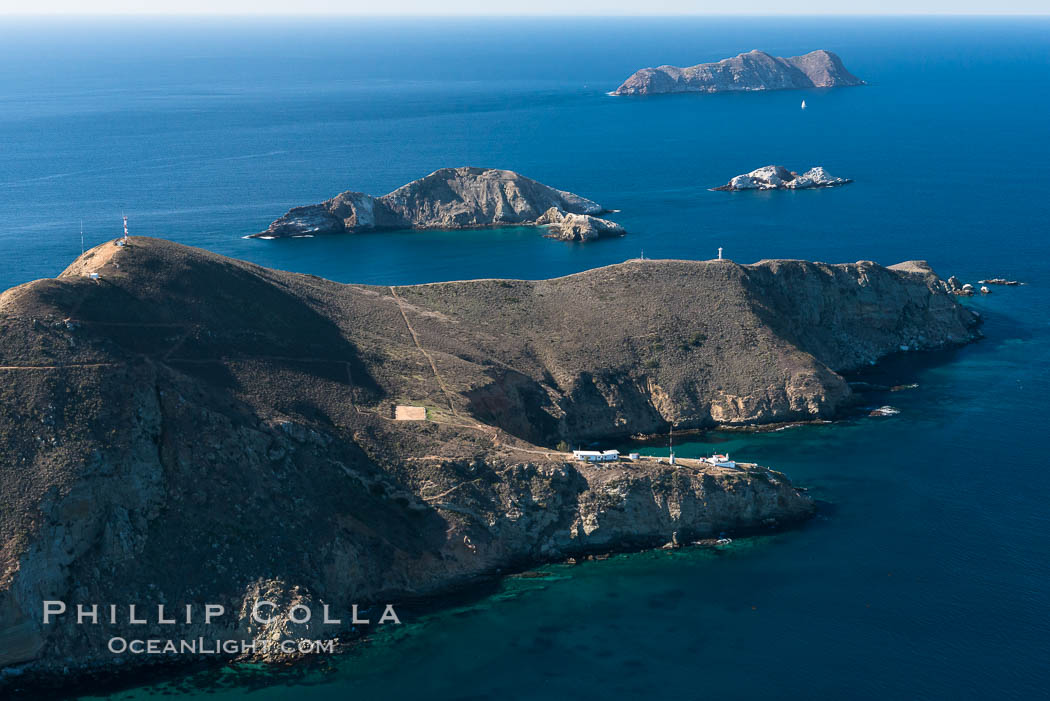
573 450 620 463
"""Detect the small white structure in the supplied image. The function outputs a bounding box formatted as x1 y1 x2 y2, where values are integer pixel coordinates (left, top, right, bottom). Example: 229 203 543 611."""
628 452 641 461
573 449 619 463
394 405 426 421
717 247 723 260
86 272 100 280
703 453 736 468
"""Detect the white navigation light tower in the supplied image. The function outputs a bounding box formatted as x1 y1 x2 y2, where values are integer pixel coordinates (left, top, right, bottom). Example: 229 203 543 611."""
122 215 129 244
718 247 723 260
669 423 675 466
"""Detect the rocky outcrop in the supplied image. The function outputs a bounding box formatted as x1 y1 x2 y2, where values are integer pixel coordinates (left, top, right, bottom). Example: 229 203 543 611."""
713 165 851 191
946 275 976 296
536 207 625 241
0 238 980 688
254 167 619 239
612 49 863 96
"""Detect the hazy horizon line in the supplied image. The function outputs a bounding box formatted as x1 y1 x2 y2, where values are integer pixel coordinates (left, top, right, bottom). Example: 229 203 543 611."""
3 12 1050 17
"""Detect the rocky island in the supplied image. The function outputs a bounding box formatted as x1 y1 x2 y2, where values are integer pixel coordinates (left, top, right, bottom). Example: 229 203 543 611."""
253 166 625 242
612 49 864 96
713 165 852 191
0 239 979 689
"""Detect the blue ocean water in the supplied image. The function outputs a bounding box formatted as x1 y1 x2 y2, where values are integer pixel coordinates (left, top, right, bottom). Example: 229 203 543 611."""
1 15 1048 701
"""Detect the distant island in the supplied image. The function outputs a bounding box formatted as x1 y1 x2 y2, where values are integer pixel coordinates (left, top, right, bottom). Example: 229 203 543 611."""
253 166 625 242
612 49 864 96
0 237 980 689
713 165 852 191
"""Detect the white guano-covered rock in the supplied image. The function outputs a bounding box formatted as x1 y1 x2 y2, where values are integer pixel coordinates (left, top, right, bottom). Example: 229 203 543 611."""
714 165 851 191
536 207 626 242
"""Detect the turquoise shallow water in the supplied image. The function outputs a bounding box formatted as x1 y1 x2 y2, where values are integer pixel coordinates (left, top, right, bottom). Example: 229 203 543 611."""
1 15 1048 701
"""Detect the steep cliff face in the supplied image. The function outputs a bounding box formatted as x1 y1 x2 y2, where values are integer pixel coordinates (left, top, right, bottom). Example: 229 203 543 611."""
255 167 614 239
401 258 978 444
744 259 976 372
0 239 977 683
612 49 864 96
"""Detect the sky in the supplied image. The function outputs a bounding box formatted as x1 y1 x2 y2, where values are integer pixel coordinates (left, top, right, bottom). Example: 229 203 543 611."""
0 1 1047 15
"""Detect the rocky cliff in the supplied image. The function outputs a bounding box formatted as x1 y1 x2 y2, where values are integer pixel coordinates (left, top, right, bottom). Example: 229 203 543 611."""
713 165 852 191
612 49 864 96
254 167 623 240
0 239 978 687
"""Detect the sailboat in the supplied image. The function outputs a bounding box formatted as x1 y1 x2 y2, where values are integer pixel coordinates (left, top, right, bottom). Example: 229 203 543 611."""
801 99 807 110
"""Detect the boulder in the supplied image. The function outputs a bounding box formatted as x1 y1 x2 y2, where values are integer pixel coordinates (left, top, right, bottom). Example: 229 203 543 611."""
536 207 625 242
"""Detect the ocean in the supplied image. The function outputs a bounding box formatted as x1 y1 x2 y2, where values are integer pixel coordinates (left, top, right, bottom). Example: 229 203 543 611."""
1 15 1048 700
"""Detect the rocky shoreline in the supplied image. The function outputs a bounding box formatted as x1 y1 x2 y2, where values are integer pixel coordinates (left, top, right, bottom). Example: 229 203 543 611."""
1 495 813 699
1 457 813 699
0 238 980 690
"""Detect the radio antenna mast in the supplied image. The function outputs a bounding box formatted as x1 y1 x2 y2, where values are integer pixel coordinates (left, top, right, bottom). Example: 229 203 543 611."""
122 214 129 244
80 220 84 255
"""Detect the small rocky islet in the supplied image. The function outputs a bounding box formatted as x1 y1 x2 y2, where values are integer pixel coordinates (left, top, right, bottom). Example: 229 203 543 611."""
946 275 1026 296
253 166 625 242
713 165 852 191
611 49 864 96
